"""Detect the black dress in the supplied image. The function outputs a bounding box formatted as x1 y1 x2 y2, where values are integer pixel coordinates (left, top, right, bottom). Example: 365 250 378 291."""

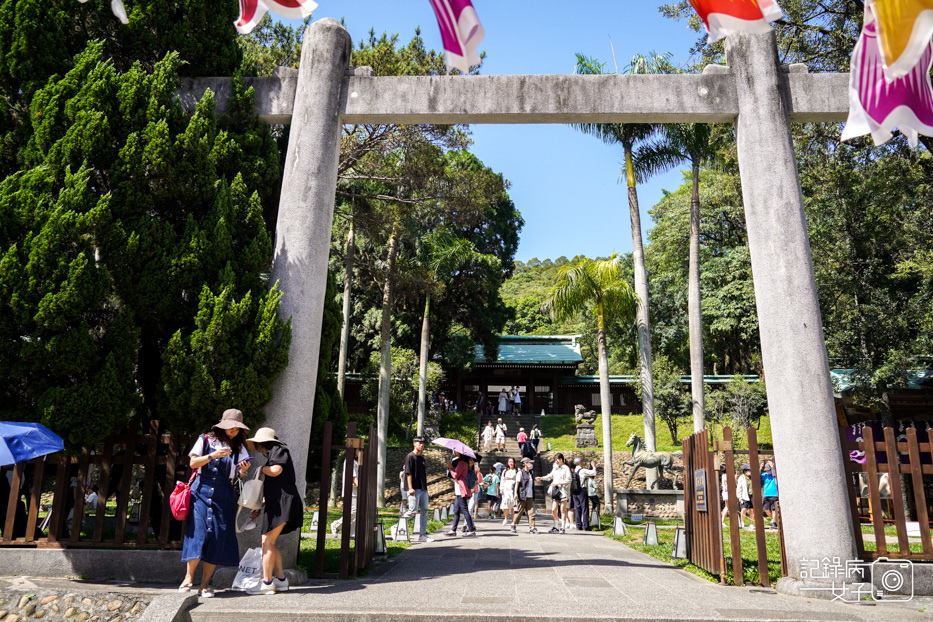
262 444 303 535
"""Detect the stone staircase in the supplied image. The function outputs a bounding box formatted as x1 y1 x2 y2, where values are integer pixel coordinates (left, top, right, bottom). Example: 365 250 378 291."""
473 411 548 509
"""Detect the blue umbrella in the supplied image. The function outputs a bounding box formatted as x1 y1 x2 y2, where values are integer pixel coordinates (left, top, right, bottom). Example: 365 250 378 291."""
0 422 65 466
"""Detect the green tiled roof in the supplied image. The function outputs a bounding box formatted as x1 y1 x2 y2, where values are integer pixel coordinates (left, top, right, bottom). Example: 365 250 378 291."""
831 369 933 392
559 375 760 386
475 335 583 365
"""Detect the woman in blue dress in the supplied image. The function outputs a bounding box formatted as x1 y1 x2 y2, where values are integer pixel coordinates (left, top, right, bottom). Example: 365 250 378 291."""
179 409 250 597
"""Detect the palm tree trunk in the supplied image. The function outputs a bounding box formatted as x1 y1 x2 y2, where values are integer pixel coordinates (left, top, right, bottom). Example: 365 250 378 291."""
376 226 399 508
625 144 658 489
596 303 614 503
337 219 355 399
416 293 431 437
688 161 705 432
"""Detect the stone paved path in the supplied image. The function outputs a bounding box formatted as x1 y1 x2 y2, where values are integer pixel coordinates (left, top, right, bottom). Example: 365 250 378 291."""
189 517 930 622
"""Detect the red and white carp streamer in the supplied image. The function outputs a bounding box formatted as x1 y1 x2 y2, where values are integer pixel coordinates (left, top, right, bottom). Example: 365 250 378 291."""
842 5 933 147
235 0 318 35
688 0 783 43
428 0 485 73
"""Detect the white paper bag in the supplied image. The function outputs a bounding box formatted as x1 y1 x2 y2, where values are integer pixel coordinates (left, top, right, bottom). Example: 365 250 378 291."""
231 547 263 591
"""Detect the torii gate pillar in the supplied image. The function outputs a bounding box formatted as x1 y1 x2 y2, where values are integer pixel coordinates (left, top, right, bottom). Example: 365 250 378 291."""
259 18 351 567
728 32 856 592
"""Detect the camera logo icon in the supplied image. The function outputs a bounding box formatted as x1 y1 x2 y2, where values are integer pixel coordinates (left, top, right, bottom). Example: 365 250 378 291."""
871 557 913 601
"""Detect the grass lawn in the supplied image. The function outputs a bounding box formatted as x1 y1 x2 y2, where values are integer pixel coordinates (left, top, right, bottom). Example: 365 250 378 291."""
541 414 773 452
297 507 454 576
603 519 782 586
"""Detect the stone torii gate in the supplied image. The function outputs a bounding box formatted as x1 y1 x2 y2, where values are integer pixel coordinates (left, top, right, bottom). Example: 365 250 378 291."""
182 18 855 593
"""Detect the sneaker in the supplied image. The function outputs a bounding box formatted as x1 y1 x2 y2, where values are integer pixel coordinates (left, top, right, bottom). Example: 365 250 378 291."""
247 581 275 595
273 576 289 592
548 527 559 534
769 523 778 530
443 530 457 537
401 510 414 519
502 518 508 526
510 525 517 533
199 587 215 598
560 528 566 534
417 535 434 543
462 531 477 538
529 528 539 534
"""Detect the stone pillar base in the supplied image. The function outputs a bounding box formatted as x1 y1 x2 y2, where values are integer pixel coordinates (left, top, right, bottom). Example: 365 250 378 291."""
575 423 597 448
775 577 870 602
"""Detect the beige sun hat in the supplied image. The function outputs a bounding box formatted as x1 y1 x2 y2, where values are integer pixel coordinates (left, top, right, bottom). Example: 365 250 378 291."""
246 427 283 450
214 408 250 431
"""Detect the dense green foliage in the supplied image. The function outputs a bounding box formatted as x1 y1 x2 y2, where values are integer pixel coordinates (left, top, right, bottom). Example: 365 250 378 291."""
0 2 299 445
360 346 443 440
332 32 522 413
0 42 290 443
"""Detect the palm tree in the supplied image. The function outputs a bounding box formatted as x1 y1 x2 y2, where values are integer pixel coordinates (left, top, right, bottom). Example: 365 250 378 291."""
572 51 675 471
336 214 355 399
635 123 718 432
414 229 500 436
542 255 636 502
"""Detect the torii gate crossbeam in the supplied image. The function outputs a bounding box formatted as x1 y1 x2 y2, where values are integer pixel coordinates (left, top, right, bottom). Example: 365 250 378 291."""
184 18 856 596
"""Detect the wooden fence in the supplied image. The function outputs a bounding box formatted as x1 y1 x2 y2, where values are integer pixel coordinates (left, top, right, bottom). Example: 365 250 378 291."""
838 423 933 561
683 429 722 576
310 421 379 579
0 420 192 548
683 426 786 587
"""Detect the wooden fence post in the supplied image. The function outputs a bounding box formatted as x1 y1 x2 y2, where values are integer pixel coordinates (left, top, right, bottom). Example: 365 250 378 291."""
747 428 770 587
723 427 743 585
314 421 333 578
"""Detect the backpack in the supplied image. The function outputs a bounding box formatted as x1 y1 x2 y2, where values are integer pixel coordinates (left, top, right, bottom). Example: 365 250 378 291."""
570 469 582 495
467 467 477 491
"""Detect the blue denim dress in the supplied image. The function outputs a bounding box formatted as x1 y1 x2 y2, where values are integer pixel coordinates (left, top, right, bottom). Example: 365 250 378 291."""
181 453 239 566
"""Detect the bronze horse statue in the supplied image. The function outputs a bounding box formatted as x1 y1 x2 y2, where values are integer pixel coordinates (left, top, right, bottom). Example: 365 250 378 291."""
622 432 683 490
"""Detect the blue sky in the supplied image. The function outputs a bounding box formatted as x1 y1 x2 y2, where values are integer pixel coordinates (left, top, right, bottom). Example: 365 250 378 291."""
285 1 705 261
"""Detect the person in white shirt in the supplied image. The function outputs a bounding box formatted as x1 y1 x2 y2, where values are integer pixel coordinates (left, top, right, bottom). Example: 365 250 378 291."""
481 421 495 452
512 387 522 414
571 458 597 530
499 457 519 526
737 464 753 529
495 418 508 452
536 453 571 533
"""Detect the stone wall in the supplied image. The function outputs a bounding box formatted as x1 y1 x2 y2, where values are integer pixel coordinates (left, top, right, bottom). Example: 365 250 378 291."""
306 447 459 509
0 591 150 622
306 446 684 509
536 449 685 492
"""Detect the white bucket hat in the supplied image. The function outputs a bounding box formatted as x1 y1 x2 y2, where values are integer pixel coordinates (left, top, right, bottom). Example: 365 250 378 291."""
246 427 283 449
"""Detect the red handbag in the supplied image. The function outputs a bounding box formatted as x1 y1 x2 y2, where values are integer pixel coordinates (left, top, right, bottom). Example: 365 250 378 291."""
170 470 197 520
170 435 205 520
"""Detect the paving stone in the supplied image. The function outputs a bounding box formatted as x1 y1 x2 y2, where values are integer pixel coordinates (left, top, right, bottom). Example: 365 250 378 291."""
106 602 121 613
38 598 56 607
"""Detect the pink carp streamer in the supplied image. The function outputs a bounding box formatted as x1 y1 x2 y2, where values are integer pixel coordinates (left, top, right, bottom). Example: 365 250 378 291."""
235 0 318 35
428 0 485 72
688 0 783 43
842 6 933 147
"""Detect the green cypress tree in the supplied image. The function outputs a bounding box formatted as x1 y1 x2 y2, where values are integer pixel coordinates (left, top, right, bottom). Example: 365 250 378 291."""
1 41 289 442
